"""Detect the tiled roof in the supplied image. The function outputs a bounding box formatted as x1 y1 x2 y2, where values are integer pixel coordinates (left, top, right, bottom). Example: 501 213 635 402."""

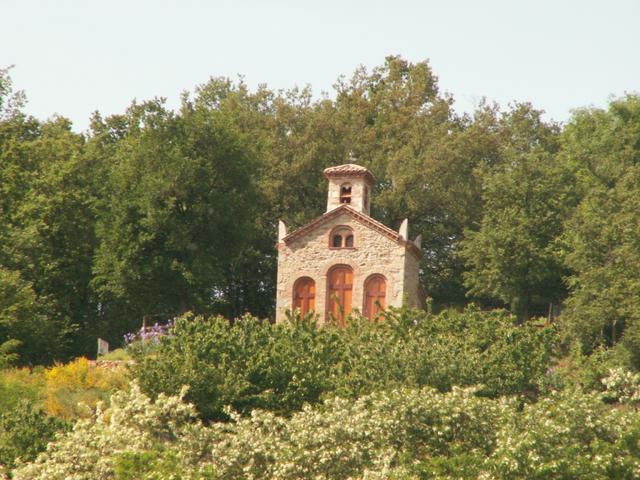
281 204 422 258
323 164 375 183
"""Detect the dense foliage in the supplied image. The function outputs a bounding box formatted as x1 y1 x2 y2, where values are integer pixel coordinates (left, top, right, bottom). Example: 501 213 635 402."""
129 308 554 420
3 56 640 478
0 401 66 471
2 59 640 365
12 379 640 480
0 359 127 474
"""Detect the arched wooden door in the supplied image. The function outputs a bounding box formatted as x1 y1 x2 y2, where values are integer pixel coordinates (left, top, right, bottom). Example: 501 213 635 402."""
327 265 353 326
293 277 315 316
364 275 386 320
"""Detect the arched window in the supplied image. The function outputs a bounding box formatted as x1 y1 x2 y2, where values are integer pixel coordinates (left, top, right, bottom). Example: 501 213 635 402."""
364 186 369 210
293 277 315 316
340 184 352 204
345 234 354 247
329 226 355 249
364 274 386 320
327 265 353 327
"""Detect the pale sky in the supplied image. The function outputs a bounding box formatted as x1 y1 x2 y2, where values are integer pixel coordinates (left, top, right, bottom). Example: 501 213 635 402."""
2 0 639 132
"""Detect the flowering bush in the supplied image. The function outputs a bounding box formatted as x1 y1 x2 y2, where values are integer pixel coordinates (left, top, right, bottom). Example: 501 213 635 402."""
123 318 175 345
43 357 128 419
12 381 640 480
489 389 640 479
205 385 510 480
601 368 640 405
12 383 210 480
0 359 128 470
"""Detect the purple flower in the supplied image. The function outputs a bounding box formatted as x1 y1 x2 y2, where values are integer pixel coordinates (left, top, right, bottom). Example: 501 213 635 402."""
123 318 175 345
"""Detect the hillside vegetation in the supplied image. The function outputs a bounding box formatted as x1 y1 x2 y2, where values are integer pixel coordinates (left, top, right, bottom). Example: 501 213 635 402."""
2 57 640 478
5 309 640 479
1 58 640 364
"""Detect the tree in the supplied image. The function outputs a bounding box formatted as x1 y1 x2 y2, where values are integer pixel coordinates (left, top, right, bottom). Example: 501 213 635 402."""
191 78 334 317
561 95 640 362
0 268 70 364
0 69 89 361
460 104 574 320
330 56 479 306
0 66 26 121
92 98 258 329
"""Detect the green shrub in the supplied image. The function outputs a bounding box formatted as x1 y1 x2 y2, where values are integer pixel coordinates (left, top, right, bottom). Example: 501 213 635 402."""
334 306 556 398
129 313 345 420
0 368 45 414
556 343 634 392
113 450 181 480
0 339 21 369
129 307 556 421
0 400 67 470
97 348 130 362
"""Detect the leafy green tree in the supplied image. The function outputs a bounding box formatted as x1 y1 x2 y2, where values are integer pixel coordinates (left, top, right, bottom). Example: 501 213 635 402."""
0 339 20 369
0 268 71 364
460 104 573 320
0 66 26 121
5 118 96 357
0 69 96 361
92 98 258 329
191 78 344 316
330 56 481 306
561 96 640 361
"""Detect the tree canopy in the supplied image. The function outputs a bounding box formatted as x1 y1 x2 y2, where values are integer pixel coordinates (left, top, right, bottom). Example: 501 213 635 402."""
1 60 640 364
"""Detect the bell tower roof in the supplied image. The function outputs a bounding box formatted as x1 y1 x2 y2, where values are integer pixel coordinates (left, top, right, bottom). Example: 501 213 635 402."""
323 163 375 184
324 163 374 215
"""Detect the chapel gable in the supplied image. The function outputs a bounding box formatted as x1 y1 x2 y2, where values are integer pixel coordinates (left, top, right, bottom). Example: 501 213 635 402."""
275 164 422 323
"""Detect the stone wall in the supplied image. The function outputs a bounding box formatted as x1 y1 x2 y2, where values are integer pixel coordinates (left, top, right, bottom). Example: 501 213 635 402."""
404 247 424 308
276 210 414 322
326 177 372 215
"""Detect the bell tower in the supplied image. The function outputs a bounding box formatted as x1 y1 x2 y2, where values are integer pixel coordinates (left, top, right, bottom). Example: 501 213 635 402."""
324 164 375 216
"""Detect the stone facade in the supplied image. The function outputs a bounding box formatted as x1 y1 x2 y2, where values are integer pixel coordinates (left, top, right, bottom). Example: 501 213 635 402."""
275 164 422 323
325 170 373 214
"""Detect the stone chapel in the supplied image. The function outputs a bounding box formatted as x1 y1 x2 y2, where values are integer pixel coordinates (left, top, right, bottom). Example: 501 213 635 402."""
275 164 423 324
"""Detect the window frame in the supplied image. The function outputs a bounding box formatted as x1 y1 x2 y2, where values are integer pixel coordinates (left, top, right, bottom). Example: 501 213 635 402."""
328 225 356 250
339 183 352 204
292 276 316 316
363 273 387 321
326 264 354 326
